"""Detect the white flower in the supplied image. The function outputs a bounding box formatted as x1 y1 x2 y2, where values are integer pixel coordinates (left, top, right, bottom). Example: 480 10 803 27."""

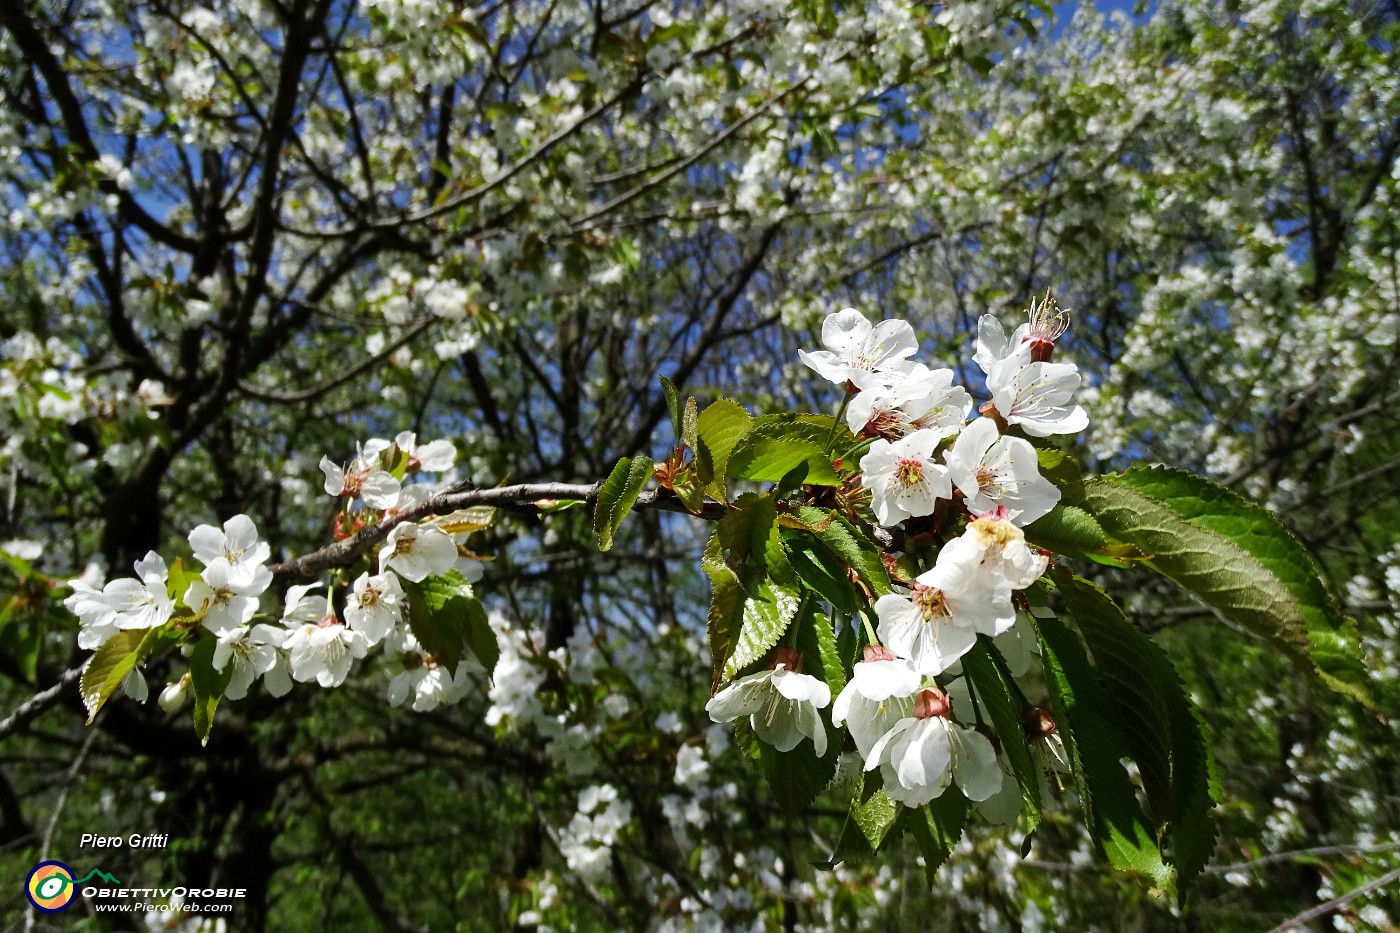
102 552 174 630
973 313 1031 374
379 522 458 582
674 744 710 787
184 561 268 636
281 582 328 623
213 623 288 700
366 431 457 473
65 577 118 649
187 514 272 591
944 418 1060 524
985 347 1089 438
875 549 1015 675
2 539 42 561
283 620 369 688
706 649 831 755
846 365 972 440
994 613 1040 678
939 507 1048 590
866 688 1002 807
798 308 919 391
830 646 920 760
121 666 148 703
345 571 405 645
973 755 1022 825
859 429 952 526
319 453 401 509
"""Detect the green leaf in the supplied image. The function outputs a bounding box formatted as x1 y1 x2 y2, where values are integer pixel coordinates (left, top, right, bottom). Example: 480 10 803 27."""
828 771 902 865
166 558 200 607
80 627 171 723
1036 447 1086 505
694 399 753 498
462 590 500 674
909 790 969 884
703 532 747 691
961 640 1042 832
717 493 780 595
786 538 860 615
1023 503 1110 556
795 508 891 597
659 375 683 446
1083 466 1374 710
795 607 846 696
1053 572 1216 896
593 454 654 552
188 636 233 746
723 582 802 680
757 734 839 818
726 437 841 485
1036 615 1172 886
401 569 492 676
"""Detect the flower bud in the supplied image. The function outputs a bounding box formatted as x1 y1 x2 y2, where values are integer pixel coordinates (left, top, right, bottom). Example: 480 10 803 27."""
158 674 190 713
768 646 804 672
861 644 896 663
1022 706 1057 739
913 687 951 720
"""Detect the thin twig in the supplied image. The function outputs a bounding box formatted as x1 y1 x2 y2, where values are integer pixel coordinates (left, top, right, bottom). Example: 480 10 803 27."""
1266 866 1400 933
0 666 83 741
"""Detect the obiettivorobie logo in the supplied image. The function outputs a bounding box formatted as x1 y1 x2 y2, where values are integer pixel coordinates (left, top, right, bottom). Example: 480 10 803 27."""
25 861 121 912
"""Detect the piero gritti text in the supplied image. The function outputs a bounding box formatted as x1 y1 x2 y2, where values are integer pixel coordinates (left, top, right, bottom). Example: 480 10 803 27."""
80 832 170 849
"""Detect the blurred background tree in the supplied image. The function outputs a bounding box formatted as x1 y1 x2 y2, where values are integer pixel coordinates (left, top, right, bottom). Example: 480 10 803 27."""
0 0 1397 929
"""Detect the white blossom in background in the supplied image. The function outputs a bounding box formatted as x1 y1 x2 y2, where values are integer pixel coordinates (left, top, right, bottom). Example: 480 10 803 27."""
798 308 919 391
859 429 953 526
379 522 458 582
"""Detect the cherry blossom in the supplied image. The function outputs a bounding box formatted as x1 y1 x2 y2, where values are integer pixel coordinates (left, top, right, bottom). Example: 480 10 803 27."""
944 418 1060 524
859 429 953 526
184 560 269 636
874 549 1015 675
102 552 174 631
706 649 832 756
319 452 402 509
846 365 972 440
213 624 290 700
830 646 920 759
187 514 272 590
345 571 406 645
865 688 1002 808
798 308 919 391
939 507 1049 591
379 522 459 582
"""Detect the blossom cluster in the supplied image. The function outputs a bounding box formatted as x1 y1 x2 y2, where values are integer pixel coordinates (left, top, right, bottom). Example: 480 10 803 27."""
64 432 486 713
709 302 1082 812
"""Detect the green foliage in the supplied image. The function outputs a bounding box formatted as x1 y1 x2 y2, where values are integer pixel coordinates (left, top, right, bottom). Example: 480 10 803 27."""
1036 615 1173 887
593 454 654 552
401 570 496 676
1052 572 1217 896
1083 466 1374 710
79 627 173 724
693 399 754 498
722 582 802 680
961 639 1043 832
909 790 969 884
188 636 233 746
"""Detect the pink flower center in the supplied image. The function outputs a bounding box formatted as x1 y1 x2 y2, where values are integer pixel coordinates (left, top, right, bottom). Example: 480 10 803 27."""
912 583 950 620
861 644 896 663
893 457 924 487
